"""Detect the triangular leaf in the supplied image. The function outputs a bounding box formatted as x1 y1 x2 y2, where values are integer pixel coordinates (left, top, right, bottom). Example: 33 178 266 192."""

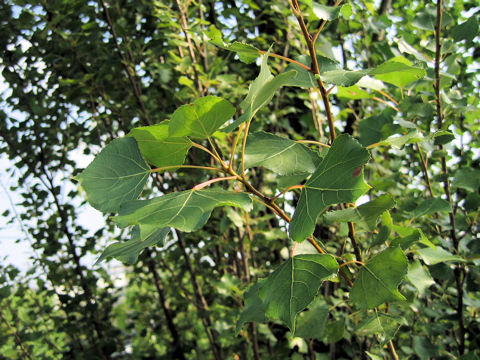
244 131 321 175
114 188 252 232
452 16 479 43
75 137 150 213
223 51 297 132
289 134 371 242
376 130 424 149
169 96 235 138
258 254 338 332
407 261 435 296
96 226 169 265
350 247 408 309
127 121 192 168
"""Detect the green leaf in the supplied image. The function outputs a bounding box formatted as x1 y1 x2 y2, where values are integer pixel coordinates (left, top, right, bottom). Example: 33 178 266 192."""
236 282 268 334
223 51 297 132
411 7 453 31
169 96 235 138
337 85 373 100
114 188 253 233
127 121 192 168
376 130 424 149
294 297 329 339
324 319 345 343
75 137 150 213
258 254 338 332
453 168 480 192
96 226 169 265
311 3 342 21
358 111 396 147
244 131 321 175
206 25 261 64
413 336 438 360
390 229 423 250
350 247 407 309
289 134 371 242
356 313 406 345
417 247 465 265
433 130 455 145
409 198 451 218
371 56 426 88
323 194 395 231
407 260 435 296
452 17 479 43
320 69 371 87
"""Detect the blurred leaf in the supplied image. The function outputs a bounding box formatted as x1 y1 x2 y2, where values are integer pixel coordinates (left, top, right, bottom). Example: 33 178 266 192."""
294 297 329 339
371 56 426 87
236 282 268 334
452 17 479 42
453 168 480 192
417 247 465 265
407 260 435 296
410 198 451 218
96 226 169 265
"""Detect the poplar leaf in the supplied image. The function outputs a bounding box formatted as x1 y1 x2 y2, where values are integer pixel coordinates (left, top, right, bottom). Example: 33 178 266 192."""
289 134 371 242
96 226 169 265
75 137 150 213
127 121 192 168
169 96 235 138
222 51 297 132
114 188 252 233
350 247 408 309
259 254 338 332
244 131 321 175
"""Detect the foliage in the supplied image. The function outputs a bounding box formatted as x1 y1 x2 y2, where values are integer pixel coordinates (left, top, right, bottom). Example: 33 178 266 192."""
0 0 479 359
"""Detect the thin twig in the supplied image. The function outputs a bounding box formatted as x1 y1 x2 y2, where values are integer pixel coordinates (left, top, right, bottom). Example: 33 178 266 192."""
258 50 311 71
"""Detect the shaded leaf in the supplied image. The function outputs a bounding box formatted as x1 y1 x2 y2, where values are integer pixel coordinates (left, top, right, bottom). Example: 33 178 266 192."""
127 121 192 168
96 226 169 265
259 254 338 332
407 260 435 296
323 194 395 231
417 247 465 265
453 168 480 192
358 111 396 147
169 96 235 138
289 134 371 242
236 282 267 334
410 198 451 218
75 137 150 213
350 247 408 309
337 85 373 100
433 130 455 145
114 188 252 232
244 131 321 175
356 313 406 345
294 297 329 339
452 17 479 43
223 51 297 132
